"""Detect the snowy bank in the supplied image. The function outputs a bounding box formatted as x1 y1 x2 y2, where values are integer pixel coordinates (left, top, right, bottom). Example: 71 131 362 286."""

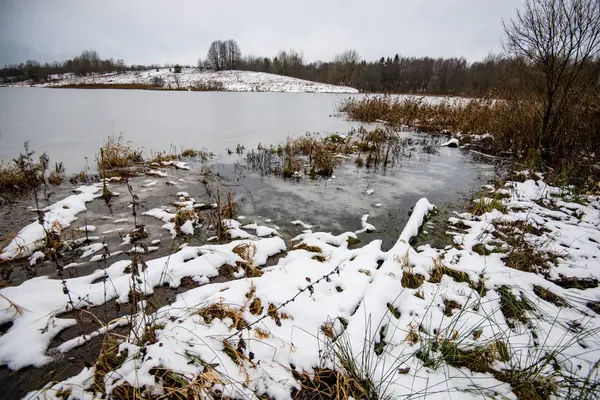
1 175 599 399
10 68 359 94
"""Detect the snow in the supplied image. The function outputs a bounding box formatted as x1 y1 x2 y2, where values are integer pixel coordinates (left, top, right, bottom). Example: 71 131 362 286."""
28 251 45 266
355 214 376 233
440 138 460 148
89 250 123 262
0 233 286 370
146 170 168 177
179 220 194 235
400 198 435 243
19 68 359 93
0 184 102 260
242 223 279 237
7 176 600 399
79 242 106 258
76 225 96 233
291 220 313 229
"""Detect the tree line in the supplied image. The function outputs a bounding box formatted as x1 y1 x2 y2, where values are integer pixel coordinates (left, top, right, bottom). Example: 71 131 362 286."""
0 50 134 82
3 33 599 97
235 51 524 95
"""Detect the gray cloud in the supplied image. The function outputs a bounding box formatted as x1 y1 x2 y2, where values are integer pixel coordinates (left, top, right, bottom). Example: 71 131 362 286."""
0 0 523 66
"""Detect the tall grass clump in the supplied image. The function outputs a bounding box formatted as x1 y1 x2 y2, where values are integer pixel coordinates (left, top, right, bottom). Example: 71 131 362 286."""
0 142 62 194
246 128 410 179
97 134 144 178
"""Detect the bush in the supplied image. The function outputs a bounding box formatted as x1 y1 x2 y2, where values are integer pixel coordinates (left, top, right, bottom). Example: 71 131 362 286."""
174 64 182 73
150 76 164 88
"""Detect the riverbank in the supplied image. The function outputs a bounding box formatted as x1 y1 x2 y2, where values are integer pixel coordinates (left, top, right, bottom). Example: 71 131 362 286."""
3 68 359 94
0 131 598 399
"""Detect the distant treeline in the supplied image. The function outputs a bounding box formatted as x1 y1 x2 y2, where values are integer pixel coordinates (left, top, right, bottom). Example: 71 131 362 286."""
2 46 598 96
236 51 518 95
0 50 156 83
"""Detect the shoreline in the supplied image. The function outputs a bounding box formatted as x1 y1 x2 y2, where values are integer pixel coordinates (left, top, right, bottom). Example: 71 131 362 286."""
0 164 598 399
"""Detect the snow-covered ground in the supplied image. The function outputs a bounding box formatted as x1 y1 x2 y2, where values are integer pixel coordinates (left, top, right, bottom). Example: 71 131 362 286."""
8 68 359 93
0 168 599 399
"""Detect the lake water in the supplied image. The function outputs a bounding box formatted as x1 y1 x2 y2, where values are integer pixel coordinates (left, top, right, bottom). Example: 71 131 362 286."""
0 87 498 249
0 88 367 171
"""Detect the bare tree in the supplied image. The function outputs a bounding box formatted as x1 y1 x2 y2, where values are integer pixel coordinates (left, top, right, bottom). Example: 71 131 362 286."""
274 49 304 76
503 0 600 155
206 40 224 71
224 39 241 70
206 39 241 71
334 49 361 85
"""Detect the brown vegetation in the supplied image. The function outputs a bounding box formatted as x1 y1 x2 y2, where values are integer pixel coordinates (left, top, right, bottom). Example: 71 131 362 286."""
52 82 227 91
97 134 143 178
246 127 413 179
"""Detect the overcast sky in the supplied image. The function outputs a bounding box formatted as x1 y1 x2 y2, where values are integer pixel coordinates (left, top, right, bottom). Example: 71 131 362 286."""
0 0 523 66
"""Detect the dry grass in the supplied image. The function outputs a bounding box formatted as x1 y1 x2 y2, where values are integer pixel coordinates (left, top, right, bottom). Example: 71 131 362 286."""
503 243 552 274
247 127 407 179
443 299 462 317
339 95 538 156
293 368 374 400
293 243 323 253
438 340 498 373
0 144 63 193
53 82 227 91
179 148 200 158
232 242 263 277
429 257 487 296
93 334 129 394
551 276 598 290
97 134 143 178
149 152 178 164
321 322 335 339
249 297 263 315
469 197 507 216
0 162 39 192
533 286 569 308
493 370 557 400
197 302 247 331
401 271 425 289
497 286 534 328
340 92 600 172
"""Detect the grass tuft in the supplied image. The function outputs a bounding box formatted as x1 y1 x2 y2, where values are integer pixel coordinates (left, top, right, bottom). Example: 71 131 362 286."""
401 271 425 289
498 286 534 328
586 301 600 315
533 286 569 308
293 243 322 253
443 299 462 317
551 276 598 290
93 335 128 394
197 302 247 331
97 134 143 178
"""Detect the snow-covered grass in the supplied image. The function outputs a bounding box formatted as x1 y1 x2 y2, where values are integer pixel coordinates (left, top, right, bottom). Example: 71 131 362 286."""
12 68 359 93
1 173 600 399
0 184 103 260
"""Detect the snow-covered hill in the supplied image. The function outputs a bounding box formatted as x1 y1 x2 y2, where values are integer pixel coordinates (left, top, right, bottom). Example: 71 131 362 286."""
12 68 359 93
